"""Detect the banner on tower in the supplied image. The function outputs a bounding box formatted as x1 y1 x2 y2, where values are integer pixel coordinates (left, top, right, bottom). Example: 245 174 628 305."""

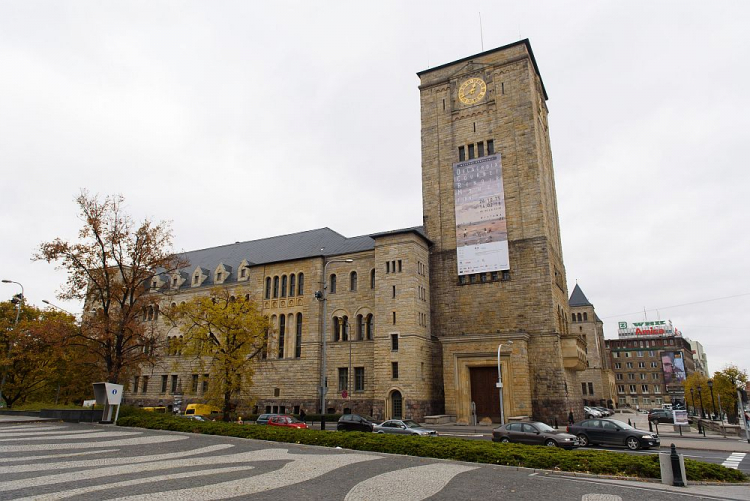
453 154 509 275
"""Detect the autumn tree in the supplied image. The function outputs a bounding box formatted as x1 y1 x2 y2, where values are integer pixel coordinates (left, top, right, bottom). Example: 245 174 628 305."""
682 372 709 416
36 191 185 384
0 301 80 408
712 365 748 424
166 289 269 420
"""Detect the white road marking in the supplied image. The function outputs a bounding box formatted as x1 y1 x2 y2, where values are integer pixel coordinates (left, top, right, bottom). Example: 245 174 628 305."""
0 425 67 432
15 466 253 501
111 449 382 500
345 463 478 501
582 495 622 501
721 452 746 469
0 434 186 452
0 444 233 474
0 449 117 463
439 433 486 437
0 430 139 442
0 428 106 437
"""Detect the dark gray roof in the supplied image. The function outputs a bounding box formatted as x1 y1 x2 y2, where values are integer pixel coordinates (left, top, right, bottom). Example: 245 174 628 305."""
569 284 593 307
165 226 427 290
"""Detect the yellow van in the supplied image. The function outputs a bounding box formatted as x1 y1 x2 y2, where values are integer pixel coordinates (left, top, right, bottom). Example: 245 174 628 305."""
185 403 221 416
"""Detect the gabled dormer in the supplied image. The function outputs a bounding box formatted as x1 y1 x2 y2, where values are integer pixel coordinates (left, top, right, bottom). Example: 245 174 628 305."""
149 274 166 290
170 271 188 290
214 263 232 285
237 260 253 282
191 267 209 288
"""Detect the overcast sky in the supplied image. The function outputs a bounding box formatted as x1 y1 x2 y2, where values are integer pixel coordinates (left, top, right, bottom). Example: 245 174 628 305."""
1 1 748 375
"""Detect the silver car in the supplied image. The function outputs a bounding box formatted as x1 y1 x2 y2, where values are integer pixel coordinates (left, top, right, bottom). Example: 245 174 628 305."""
374 419 438 436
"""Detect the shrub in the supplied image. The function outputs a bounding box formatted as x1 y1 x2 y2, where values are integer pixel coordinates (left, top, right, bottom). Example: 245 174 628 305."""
116 414 747 483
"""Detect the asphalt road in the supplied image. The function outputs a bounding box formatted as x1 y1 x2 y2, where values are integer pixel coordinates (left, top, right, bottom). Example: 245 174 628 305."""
1 422 746 501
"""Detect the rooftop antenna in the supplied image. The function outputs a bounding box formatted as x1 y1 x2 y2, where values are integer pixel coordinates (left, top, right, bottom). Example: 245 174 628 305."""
479 12 484 51
643 307 648 322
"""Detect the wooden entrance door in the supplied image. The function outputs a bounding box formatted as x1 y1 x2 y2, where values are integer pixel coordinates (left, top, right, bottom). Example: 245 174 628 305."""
470 366 500 421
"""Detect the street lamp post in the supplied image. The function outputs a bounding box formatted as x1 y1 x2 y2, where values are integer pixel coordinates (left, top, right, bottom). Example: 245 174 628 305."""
317 259 353 416
42 300 75 316
496 340 513 426
707 380 717 420
697 385 706 419
1 279 24 408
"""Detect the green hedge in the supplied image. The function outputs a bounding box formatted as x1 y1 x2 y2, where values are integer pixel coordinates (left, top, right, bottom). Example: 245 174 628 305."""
116 412 747 483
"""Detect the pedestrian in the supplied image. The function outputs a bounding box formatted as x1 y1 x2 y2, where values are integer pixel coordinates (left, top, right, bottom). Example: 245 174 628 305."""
568 410 574 425
299 408 306 422
636 404 640 413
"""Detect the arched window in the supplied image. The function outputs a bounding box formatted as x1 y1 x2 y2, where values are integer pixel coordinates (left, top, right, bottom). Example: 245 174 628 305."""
583 312 588 321
350 271 357 292
147 306 154 321
262 326 269 360
298 273 304 295
572 313 576 322
370 269 375 289
153 304 159 320
278 315 286 358
273 276 279 298
357 314 364 340
281 275 287 297
295 313 302 358
289 274 296 297
330 274 337 294
333 317 340 342
577 313 582 322
265 277 271 299
366 314 373 340
342 315 349 341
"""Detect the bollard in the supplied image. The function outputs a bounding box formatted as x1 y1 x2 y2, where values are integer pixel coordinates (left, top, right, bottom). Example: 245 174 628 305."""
649 420 653 432
628 418 632 426
321 415 326 431
554 417 558 429
670 444 685 487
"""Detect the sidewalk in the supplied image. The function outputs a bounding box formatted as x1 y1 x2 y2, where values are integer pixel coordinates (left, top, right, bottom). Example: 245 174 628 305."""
0 414 60 424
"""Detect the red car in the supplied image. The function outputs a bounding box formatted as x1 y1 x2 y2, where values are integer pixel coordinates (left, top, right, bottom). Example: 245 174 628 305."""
267 415 309 429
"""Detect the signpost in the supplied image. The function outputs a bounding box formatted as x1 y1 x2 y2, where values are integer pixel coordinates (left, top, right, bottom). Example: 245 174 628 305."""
673 409 689 437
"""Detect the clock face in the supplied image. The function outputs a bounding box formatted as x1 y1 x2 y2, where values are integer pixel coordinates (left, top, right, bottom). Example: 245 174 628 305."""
458 77 487 105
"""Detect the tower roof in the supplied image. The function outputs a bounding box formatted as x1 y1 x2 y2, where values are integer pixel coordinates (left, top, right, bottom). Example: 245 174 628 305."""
569 284 593 307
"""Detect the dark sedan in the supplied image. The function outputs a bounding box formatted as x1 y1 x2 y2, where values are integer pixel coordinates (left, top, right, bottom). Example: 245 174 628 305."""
648 409 674 423
337 414 377 432
567 418 659 450
492 421 580 449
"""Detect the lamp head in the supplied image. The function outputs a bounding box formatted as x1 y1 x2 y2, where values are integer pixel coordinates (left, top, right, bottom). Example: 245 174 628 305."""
2 279 11 283
42 300 50 305
707 380 713 388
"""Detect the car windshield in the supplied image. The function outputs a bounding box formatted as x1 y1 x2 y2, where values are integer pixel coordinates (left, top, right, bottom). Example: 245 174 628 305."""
403 420 421 428
288 417 302 423
609 419 633 430
534 422 555 432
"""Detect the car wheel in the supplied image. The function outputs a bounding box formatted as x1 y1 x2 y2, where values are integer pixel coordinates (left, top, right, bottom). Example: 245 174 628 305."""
376 431 384 434
500 437 510 443
576 434 589 447
544 439 557 447
626 437 641 451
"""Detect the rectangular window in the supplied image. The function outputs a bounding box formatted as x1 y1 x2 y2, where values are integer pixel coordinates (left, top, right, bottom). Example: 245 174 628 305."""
652 373 659 380
392 285 396 298
614 363 621 369
654 385 661 394
626 362 633 369
616 373 623 380
629 385 637 393
487 139 494 155
392 362 399 379
132 376 139 394
355 367 365 391
649 350 655 357
458 146 465 162
501 270 511 281
588 382 594 395
651 361 658 368
398 260 402 272
338 368 348 391
641 384 649 393
581 382 587 395
392 312 396 324
468 144 475 159
391 334 399 351
617 385 625 393
624 352 631 358
628 373 635 380
142 376 149 393
170 375 178 394
638 362 646 368
386 262 390 274
637 351 643 357
161 375 168 393
477 141 484 157
640 373 647 380
655 397 663 405
202 374 209 393
191 374 198 393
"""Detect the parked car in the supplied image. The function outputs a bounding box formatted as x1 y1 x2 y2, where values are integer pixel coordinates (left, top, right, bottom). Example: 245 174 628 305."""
255 413 279 425
583 406 603 418
567 418 659 450
492 421 579 449
374 420 438 437
594 407 614 417
337 414 376 432
185 404 221 417
179 414 207 421
648 408 674 424
268 415 309 429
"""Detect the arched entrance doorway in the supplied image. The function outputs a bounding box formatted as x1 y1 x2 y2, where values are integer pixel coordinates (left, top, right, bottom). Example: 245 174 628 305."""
390 390 403 419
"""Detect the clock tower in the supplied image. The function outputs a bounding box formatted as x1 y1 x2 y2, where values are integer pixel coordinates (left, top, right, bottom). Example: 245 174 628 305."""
418 40 586 423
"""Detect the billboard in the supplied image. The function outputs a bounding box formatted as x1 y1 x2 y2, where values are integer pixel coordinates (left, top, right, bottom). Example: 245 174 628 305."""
661 351 687 385
617 320 677 338
453 154 509 275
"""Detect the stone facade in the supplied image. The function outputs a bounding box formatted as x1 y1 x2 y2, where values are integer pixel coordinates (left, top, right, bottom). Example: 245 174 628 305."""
125 40 583 424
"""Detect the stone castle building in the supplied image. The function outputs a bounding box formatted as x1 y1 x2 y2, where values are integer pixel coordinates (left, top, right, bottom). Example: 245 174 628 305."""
126 39 588 423
569 284 617 409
